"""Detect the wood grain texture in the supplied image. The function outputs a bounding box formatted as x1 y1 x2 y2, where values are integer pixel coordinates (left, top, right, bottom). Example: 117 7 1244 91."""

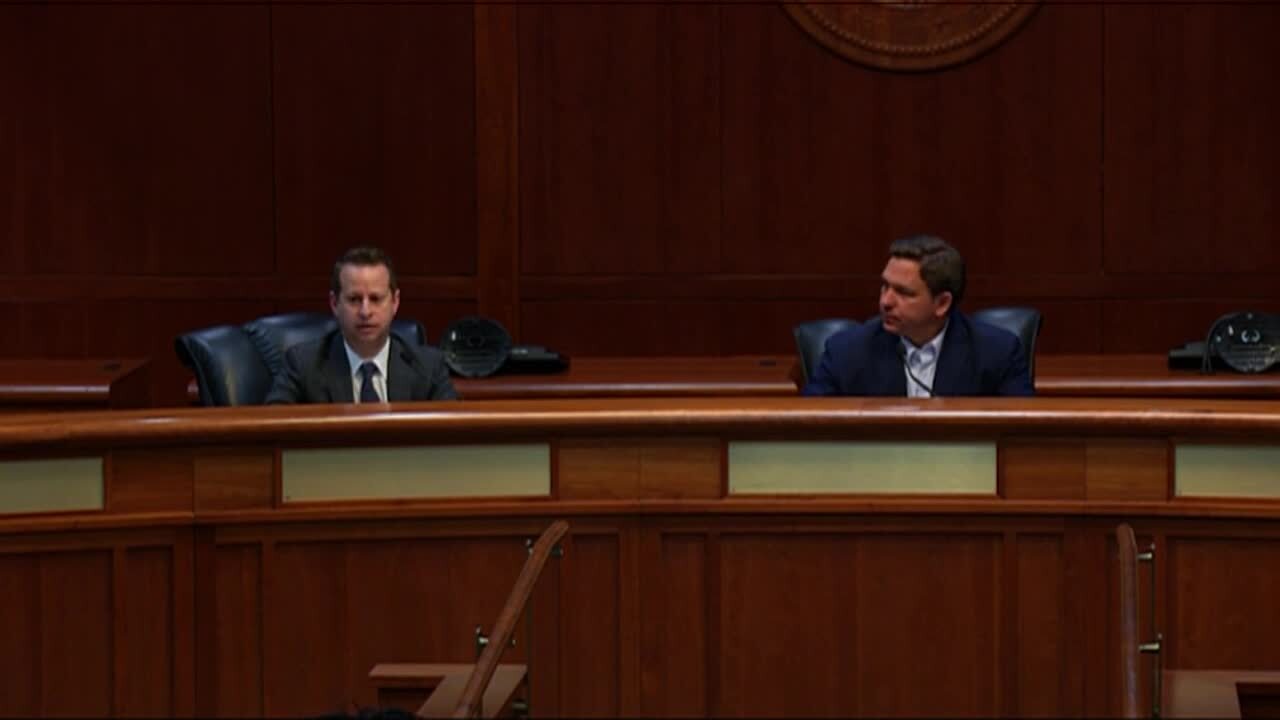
639 532 707 717
518 5 721 276
109 449 194 513
1104 4 1280 275
5 1 1280 383
193 448 274 512
261 542 350 716
272 4 477 277
40 551 112 715
14 398 1280 452
717 533 859 716
0 358 150 411
1001 439 1086 500
0 5 273 276
720 4 1101 277
0 554 40 716
1015 534 1069 716
558 532 620 716
475 2 521 337
1167 535 1280 671
117 548 174 716
12 497 1280 716
213 544 264 717
1086 439 1169 501
558 438 721 500
856 534 1001 715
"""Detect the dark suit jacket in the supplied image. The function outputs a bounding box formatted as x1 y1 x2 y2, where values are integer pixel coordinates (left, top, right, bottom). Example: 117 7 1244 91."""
264 330 458 404
801 311 1033 397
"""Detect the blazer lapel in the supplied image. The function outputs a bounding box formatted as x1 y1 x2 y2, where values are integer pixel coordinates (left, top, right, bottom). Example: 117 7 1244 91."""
323 334 355 403
386 337 417 402
933 317 971 397
873 328 908 396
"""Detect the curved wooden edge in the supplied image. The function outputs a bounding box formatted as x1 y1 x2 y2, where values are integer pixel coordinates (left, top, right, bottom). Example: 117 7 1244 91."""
451 519 568 719
188 496 1280 525
8 397 1280 451
9 497 1280 537
0 511 194 536
1117 522 1141 719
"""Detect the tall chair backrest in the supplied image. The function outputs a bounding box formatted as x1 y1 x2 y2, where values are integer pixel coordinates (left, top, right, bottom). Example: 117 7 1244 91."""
1116 523 1162 718
243 312 339 378
392 318 428 346
179 312 431 406
793 319 860 386
971 306 1043 381
174 325 273 406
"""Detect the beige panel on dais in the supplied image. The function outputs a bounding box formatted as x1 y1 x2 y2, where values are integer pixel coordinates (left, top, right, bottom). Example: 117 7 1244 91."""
1176 445 1280 499
729 442 996 495
0 457 104 514
282 445 550 502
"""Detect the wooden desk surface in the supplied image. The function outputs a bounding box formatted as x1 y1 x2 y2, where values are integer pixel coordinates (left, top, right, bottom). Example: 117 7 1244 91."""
177 353 1280 403
455 355 800 399
1038 354 1280 398
0 358 150 411
454 353 1280 400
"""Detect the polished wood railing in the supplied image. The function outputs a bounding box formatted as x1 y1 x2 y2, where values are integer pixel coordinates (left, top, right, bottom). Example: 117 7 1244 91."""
452 520 568 719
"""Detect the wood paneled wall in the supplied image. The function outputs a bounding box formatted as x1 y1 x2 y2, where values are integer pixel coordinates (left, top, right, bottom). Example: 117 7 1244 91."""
3 2 1279 404
8 517 1280 717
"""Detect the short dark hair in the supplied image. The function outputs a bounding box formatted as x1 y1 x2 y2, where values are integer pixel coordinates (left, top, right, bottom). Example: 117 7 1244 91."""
331 246 398 296
888 234 966 305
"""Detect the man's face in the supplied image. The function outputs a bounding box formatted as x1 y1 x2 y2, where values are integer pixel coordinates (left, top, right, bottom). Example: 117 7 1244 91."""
330 263 400 356
879 257 951 344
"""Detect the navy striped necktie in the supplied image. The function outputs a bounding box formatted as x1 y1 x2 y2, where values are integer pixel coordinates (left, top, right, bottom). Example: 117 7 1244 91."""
358 362 380 403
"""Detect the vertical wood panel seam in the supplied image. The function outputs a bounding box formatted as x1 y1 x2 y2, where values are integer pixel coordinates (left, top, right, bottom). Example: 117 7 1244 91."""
1002 531 1017 717
111 546 125 716
705 531 720 716
268 3 279 274
173 530 194 716
34 553 45 714
260 539 273 716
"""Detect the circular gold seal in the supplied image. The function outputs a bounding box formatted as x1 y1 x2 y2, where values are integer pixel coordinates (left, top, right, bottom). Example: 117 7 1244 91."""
782 2 1040 72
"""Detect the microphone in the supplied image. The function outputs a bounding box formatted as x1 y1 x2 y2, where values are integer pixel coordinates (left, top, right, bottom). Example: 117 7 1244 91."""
896 344 935 398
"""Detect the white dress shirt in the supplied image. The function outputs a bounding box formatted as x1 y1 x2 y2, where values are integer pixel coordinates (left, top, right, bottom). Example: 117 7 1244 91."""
901 322 947 398
344 338 391 403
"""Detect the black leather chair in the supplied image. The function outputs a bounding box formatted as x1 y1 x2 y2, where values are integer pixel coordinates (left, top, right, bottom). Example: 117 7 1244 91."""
175 324 274 407
971 306 1043 381
175 312 428 406
793 318 860 386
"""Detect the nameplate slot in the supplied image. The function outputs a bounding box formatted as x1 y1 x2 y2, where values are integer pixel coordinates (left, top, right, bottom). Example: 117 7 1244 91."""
729 441 996 495
281 445 551 503
0 457 104 515
1176 445 1280 499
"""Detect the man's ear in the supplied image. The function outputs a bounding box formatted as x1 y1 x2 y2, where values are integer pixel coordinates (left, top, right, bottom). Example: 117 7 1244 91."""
329 291 339 315
933 290 953 318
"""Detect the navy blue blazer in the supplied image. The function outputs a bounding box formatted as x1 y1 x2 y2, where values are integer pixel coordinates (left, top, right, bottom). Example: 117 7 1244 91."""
801 311 1034 397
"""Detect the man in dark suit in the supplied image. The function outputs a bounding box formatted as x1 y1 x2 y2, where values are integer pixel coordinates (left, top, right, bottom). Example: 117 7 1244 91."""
802 235 1033 397
265 247 457 404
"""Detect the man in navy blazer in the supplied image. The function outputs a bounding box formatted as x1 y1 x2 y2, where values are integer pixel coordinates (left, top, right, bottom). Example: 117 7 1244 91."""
803 235 1033 397
265 246 457 404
